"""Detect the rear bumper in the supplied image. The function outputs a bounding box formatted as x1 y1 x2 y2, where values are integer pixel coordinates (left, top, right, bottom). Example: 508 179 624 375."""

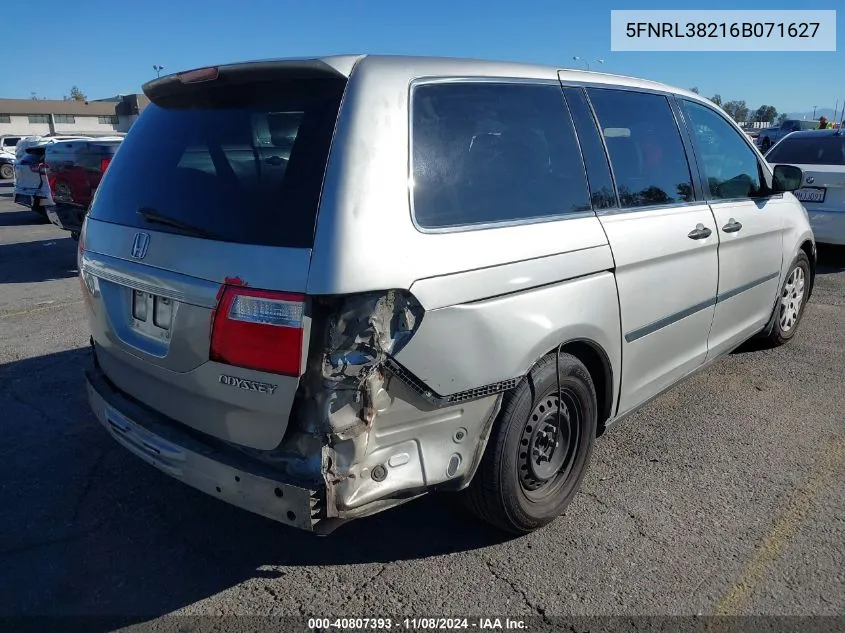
85 366 325 531
46 203 85 232
807 210 845 246
13 187 51 208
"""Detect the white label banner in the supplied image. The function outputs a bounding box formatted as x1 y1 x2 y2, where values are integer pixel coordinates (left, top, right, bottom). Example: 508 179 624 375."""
610 10 836 51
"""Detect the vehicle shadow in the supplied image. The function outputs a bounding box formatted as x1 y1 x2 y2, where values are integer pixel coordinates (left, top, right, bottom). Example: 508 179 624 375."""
0 237 78 284
0 210 48 227
816 244 845 274
0 348 512 624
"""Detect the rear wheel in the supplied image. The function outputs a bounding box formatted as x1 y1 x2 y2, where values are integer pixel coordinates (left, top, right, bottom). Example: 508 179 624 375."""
463 352 597 534
53 180 72 202
0 164 13 179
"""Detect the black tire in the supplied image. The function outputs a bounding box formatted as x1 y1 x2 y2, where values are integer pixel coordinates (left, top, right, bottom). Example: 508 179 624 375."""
462 352 597 534
763 252 811 347
0 164 13 180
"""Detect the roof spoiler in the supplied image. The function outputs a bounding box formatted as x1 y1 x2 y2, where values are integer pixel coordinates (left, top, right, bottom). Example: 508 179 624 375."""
142 57 360 103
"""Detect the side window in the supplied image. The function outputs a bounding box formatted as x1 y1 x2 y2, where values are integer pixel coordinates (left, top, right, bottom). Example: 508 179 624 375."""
681 100 762 200
586 88 695 208
562 87 617 210
412 82 591 229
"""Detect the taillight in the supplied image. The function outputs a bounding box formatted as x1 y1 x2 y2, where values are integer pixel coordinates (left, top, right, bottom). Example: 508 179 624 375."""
100 157 111 173
210 286 305 376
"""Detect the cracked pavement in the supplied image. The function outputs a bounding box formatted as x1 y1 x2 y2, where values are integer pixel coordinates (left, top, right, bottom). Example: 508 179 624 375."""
0 188 843 625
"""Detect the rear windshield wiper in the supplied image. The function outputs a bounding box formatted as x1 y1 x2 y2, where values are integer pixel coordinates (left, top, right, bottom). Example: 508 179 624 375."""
137 207 223 240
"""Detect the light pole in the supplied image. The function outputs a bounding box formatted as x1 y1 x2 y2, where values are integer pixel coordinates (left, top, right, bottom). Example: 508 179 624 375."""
153 64 165 78
812 105 817 119
572 56 605 71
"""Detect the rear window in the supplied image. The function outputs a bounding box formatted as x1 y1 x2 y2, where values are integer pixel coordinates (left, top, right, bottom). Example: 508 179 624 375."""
766 136 845 166
19 148 45 164
89 78 346 248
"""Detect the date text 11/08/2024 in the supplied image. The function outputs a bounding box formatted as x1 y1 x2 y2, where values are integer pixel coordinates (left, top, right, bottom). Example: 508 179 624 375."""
625 22 820 39
307 618 528 630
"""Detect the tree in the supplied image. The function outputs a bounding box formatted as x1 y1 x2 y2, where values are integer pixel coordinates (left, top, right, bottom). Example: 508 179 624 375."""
710 94 722 107
753 105 778 123
690 87 700 94
777 113 789 125
68 85 87 101
722 100 749 123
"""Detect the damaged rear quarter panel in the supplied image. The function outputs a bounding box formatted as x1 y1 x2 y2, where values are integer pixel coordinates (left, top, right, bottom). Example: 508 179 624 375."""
296 290 501 517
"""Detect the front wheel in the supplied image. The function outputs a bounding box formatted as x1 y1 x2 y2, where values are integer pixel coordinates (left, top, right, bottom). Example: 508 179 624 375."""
763 252 811 347
0 163 13 180
462 352 597 534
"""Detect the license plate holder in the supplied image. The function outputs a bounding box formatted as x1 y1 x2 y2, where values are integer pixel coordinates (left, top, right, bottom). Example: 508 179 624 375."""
131 290 175 340
794 187 826 203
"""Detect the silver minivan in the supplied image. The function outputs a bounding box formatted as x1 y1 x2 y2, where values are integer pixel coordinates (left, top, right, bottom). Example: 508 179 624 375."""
80 55 815 534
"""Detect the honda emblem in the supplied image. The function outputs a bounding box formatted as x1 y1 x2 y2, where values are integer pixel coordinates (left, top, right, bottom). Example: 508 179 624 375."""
131 232 150 259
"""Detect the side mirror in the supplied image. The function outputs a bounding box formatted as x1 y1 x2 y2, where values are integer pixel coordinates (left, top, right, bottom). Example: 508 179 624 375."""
772 164 803 192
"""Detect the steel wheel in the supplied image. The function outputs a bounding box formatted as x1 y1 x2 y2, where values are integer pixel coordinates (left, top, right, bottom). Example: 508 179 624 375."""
0 164 13 180
462 352 597 534
518 390 581 501
779 265 805 332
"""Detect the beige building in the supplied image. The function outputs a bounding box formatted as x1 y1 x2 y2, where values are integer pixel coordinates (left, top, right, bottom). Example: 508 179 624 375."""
0 94 149 137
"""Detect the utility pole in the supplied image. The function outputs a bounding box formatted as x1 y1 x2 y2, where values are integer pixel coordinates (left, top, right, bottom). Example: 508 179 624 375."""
153 65 164 78
812 105 817 119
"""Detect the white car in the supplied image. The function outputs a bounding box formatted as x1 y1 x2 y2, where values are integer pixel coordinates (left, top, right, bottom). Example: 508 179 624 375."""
767 129 845 245
13 143 54 215
0 134 23 157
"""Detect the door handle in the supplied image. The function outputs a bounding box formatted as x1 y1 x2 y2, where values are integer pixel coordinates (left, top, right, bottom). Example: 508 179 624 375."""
722 218 743 233
688 224 712 240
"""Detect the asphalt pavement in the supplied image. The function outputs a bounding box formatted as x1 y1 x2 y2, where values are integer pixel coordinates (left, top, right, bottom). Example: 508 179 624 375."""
0 182 843 628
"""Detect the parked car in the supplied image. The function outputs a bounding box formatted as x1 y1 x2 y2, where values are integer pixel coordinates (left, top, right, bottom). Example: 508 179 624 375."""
44 138 122 238
0 134 23 157
12 144 54 217
767 129 845 245
13 137 111 217
758 119 819 152
79 55 815 535
0 153 14 180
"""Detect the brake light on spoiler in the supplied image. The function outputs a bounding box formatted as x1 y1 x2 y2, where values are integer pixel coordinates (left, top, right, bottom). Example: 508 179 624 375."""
177 66 219 84
210 286 305 376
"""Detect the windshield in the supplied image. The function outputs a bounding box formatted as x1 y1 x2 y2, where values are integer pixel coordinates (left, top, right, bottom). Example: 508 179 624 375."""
767 136 845 166
89 77 346 248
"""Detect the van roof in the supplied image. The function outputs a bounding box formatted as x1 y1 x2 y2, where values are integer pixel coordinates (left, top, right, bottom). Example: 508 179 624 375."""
144 54 702 103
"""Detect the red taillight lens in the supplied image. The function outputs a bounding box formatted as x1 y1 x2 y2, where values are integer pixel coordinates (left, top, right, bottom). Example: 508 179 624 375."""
100 157 111 173
210 287 305 376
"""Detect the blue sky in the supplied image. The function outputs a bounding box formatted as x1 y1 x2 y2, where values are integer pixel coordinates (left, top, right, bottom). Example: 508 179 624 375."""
3 0 843 116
